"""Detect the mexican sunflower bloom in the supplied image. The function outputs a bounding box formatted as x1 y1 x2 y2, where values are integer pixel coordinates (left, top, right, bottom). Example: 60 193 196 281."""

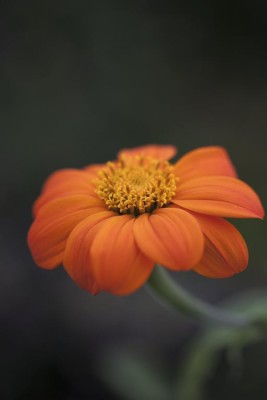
28 145 264 295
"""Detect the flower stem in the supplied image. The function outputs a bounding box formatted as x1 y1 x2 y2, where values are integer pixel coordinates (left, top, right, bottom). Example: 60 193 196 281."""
147 266 251 327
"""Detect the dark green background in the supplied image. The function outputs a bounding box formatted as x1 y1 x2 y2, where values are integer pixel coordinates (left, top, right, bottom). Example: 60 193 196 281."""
1 1 266 399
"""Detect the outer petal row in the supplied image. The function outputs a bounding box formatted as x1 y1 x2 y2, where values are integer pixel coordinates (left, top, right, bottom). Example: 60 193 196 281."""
27 196 107 269
63 207 205 295
172 176 264 219
63 211 116 294
174 146 237 179
33 168 102 216
42 168 95 193
63 213 154 295
192 213 248 278
133 208 204 271
29 200 252 294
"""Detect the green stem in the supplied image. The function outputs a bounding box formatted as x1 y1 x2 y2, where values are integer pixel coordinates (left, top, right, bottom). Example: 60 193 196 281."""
147 266 251 327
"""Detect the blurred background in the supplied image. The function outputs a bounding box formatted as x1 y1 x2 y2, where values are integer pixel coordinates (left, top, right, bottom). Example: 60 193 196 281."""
1 1 267 399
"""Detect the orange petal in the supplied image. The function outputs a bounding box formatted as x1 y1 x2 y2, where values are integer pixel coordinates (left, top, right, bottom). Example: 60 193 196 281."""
172 176 264 219
33 184 101 217
192 214 248 277
28 195 107 270
174 146 237 179
33 168 103 216
64 214 154 295
41 169 96 193
133 208 204 271
63 211 116 294
118 144 177 161
90 216 154 295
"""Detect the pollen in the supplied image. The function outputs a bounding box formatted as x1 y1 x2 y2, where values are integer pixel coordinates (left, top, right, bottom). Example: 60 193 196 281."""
94 155 178 216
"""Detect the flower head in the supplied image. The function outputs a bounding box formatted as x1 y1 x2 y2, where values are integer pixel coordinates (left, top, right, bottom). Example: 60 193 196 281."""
28 145 264 295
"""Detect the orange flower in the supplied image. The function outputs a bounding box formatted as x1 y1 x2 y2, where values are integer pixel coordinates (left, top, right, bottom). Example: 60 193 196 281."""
28 145 264 295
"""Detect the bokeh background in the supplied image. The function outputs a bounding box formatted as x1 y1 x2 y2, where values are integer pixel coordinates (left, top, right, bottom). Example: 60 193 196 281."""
1 1 267 399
